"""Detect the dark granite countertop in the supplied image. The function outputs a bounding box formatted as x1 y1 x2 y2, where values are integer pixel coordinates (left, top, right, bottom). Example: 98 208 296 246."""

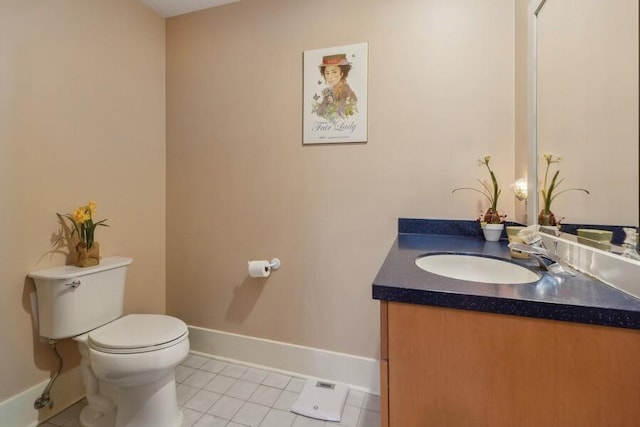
372 219 640 329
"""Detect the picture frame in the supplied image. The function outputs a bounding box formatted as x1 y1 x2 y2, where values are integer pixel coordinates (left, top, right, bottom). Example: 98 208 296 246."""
303 42 368 144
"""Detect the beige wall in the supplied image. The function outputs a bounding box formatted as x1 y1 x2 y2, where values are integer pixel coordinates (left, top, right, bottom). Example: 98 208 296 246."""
0 0 166 413
1 0 523 416
166 0 517 360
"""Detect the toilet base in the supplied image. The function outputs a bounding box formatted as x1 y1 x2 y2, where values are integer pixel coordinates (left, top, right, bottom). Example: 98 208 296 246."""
77 376 183 427
115 372 183 427
79 405 116 427
76 338 118 427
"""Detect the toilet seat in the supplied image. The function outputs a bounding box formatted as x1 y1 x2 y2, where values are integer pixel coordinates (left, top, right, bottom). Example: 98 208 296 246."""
88 314 188 354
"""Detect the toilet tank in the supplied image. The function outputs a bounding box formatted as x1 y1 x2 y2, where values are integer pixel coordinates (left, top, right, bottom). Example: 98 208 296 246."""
28 257 133 339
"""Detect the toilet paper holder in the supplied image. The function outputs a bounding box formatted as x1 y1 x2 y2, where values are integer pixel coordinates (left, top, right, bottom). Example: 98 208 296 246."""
247 258 281 278
268 258 281 270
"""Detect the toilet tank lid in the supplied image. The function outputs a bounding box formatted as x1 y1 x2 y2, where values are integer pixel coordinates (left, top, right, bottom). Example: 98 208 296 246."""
28 257 133 280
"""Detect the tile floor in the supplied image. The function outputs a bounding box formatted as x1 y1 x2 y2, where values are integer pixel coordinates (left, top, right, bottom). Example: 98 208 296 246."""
39 353 381 427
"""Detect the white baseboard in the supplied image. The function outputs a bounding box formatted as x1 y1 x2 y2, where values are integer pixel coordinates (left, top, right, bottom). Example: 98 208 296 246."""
188 325 380 395
0 366 84 427
0 380 47 427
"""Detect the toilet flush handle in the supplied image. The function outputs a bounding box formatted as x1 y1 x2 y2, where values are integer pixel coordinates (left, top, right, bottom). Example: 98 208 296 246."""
65 280 81 289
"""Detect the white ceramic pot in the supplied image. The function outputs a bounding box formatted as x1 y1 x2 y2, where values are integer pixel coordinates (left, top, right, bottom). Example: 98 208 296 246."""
482 223 504 242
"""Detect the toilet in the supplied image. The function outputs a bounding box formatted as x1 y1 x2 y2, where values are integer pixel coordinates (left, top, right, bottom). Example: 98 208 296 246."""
29 257 189 427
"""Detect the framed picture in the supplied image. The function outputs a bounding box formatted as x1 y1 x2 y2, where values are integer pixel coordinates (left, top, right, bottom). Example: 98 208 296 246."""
303 42 368 144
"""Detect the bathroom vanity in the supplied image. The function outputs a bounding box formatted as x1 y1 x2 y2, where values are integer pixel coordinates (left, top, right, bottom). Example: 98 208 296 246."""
373 219 640 427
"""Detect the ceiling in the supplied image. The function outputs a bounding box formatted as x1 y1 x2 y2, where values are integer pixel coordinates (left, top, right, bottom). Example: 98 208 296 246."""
138 0 239 18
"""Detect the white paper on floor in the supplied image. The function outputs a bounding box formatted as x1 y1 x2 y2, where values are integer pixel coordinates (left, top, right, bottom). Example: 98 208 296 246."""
291 379 349 422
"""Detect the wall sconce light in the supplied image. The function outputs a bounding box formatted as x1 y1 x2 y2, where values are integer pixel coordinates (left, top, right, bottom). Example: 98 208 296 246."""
510 178 528 201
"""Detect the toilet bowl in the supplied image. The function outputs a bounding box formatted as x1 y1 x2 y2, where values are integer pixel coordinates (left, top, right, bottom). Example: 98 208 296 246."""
28 257 190 427
79 314 189 427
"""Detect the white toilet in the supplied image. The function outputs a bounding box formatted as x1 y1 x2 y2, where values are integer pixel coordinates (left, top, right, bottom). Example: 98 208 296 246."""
29 257 189 427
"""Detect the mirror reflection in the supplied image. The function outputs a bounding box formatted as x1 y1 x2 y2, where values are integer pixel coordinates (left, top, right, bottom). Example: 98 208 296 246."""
535 0 639 241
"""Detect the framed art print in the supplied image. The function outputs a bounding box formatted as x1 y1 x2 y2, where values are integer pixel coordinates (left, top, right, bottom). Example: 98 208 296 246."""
303 42 368 144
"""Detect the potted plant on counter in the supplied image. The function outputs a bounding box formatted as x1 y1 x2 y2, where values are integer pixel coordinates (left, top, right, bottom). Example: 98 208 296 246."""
452 155 506 241
539 153 589 226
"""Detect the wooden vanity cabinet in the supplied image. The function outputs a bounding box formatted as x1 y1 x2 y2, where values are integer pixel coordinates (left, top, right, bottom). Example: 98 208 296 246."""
379 300 640 427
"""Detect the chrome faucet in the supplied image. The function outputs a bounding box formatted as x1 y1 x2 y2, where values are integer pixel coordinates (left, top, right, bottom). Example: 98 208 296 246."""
508 242 575 276
509 224 575 275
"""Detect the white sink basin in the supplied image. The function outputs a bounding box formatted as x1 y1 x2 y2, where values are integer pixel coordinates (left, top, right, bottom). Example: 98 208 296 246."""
415 253 540 284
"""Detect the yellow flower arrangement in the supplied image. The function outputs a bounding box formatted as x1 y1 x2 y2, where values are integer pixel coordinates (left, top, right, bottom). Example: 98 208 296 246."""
58 201 108 250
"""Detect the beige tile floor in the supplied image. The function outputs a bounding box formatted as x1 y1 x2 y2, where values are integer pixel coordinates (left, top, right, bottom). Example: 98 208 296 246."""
39 353 381 427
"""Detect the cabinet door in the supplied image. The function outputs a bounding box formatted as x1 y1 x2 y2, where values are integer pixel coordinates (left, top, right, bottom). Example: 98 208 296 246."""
387 301 640 427
380 301 389 427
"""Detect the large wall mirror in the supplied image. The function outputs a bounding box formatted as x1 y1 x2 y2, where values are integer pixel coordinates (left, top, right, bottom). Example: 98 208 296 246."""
533 0 639 241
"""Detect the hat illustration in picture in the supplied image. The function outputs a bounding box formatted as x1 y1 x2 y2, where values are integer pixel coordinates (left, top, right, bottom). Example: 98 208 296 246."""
319 54 350 66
